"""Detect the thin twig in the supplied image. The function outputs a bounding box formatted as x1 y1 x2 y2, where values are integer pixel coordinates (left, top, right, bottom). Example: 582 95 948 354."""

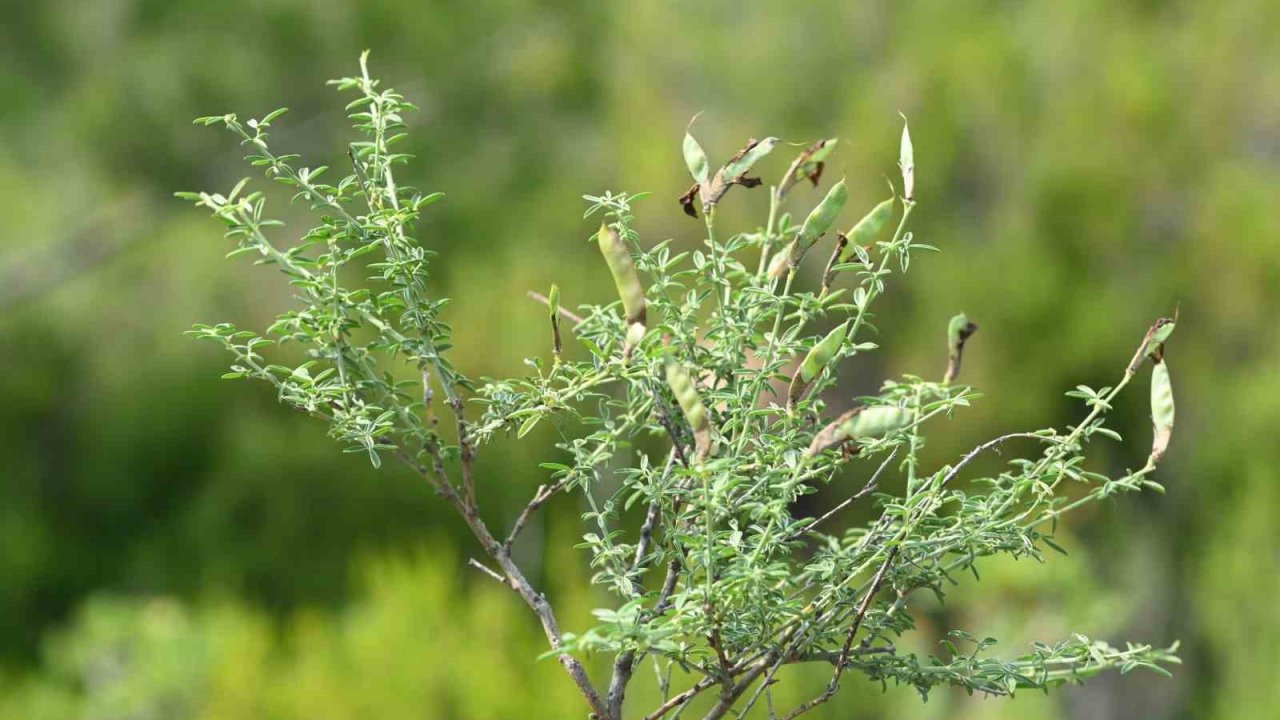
790 450 898 540
780 547 899 720
528 290 586 325
468 557 508 586
505 476 571 550
644 677 717 720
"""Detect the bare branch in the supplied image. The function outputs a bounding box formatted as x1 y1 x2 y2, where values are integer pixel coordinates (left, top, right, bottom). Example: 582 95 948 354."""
468 557 508 586
505 477 571 550
780 547 899 720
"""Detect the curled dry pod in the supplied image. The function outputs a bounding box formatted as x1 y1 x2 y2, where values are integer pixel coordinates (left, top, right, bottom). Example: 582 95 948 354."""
665 355 711 461
798 178 849 249
1145 319 1176 360
779 138 838 198
1129 317 1176 373
699 137 777 211
1149 359 1174 464
841 197 895 261
722 136 779 181
943 313 978 385
806 404 912 457
788 324 848 408
596 223 647 355
820 234 850 294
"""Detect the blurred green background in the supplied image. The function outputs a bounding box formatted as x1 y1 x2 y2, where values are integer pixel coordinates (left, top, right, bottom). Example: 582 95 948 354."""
1 1 1278 718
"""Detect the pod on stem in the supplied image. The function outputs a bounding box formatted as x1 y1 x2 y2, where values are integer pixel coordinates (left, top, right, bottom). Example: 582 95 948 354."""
806 405 912 457
665 355 711 461
788 324 849 409
596 223 647 357
840 197 895 261
1149 358 1174 465
798 179 849 248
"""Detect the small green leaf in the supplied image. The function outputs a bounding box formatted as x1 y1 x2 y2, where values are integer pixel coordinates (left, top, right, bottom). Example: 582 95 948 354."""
518 414 541 438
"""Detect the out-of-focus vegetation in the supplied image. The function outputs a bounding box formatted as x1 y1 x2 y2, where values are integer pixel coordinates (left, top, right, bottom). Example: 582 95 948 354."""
0 1 1277 718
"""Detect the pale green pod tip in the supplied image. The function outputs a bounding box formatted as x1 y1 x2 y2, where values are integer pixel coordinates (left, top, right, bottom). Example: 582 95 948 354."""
948 313 973 348
625 322 645 351
952 310 967 343
944 313 978 385
548 284 560 318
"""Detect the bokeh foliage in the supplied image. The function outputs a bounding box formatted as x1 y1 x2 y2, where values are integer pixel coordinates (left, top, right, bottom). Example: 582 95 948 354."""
1 1 1278 718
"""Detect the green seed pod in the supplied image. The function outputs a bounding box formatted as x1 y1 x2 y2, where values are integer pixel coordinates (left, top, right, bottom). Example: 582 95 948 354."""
806 405 912 457
665 355 711 461
596 223 646 328
683 131 710 187
799 179 849 248
1149 359 1174 464
841 198 895 260
899 116 915 201
547 283 560 318
851 406 912 438
548 283 562 358
788 324 848 408
944 313 978 385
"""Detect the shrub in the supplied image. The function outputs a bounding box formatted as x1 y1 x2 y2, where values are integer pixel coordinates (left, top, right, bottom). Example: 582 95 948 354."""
182 54 1178 719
